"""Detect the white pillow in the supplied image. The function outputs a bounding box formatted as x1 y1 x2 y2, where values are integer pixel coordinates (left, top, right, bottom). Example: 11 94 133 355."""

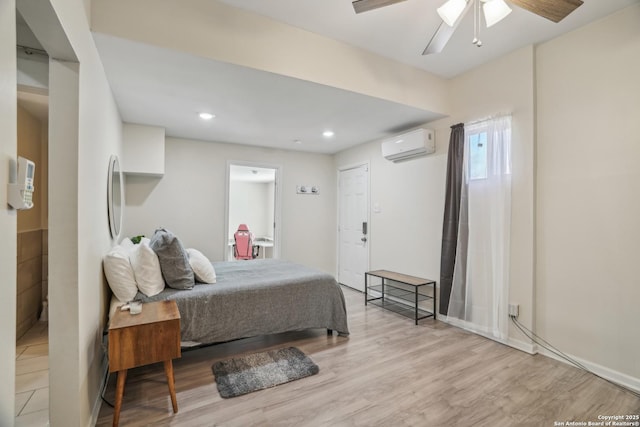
129 239 165 297
103 245 138 302
120 237 135 252
186 248 217 284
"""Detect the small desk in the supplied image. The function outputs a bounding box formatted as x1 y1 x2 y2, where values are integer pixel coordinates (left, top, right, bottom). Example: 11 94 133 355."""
254 240 274 259
108 300 181 427
365 270 436 325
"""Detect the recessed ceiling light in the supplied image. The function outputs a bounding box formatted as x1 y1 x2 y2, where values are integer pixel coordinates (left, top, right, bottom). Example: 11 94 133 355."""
323 130 334 138
199 112 215 120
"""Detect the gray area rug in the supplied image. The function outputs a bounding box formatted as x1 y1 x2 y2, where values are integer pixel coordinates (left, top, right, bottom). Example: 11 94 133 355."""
212 347 319 398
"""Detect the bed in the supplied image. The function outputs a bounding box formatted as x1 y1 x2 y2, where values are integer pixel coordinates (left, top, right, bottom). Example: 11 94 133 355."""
109 259 349 345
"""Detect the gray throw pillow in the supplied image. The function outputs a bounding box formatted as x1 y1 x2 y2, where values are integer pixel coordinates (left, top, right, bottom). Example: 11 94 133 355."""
149 228 195 290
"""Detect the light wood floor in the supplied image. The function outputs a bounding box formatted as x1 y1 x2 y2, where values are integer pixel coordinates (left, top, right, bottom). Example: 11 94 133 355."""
97 286 640 426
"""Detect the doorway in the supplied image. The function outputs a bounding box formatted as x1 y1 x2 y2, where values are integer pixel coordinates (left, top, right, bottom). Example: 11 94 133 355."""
15 88 50 423
225 163 281 261
13 1 80 424
338 163 370 292
15 11 51 424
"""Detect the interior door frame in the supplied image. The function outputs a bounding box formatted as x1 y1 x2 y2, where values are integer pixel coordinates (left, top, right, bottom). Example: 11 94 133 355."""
336 161 371 287
224 160 282 261
16 1 82 424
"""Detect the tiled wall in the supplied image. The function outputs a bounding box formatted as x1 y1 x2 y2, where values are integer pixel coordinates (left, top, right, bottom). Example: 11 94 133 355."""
17 229 46 340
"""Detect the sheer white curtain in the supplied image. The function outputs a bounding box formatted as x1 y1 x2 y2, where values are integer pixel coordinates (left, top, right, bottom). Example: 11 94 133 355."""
448 115 512 340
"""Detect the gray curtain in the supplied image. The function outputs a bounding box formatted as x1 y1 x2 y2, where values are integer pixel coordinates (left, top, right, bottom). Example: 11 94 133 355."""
439 124 465 316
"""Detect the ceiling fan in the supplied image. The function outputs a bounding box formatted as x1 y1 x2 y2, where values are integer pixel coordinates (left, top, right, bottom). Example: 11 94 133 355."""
351 0 584 54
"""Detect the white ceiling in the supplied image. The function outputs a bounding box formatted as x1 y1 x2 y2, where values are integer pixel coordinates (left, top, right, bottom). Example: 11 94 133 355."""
93 33 442 154
16 11 49 123
16 11 44 51
90 0 638 154
219 0 640 78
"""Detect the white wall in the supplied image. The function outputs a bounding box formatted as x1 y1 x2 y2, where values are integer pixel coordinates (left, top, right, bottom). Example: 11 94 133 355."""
75 46 123 423
536 4 640 384
0 1 18 423
48 58 81 427
124 138 336 274
229 181 272 239
334 136 446 282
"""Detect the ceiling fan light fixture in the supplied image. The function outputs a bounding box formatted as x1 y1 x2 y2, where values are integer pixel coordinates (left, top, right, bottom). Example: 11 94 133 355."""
482 0 512 28
437 0 467 27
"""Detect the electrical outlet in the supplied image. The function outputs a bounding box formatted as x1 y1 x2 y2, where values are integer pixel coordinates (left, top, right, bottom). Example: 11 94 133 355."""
508 303 519 318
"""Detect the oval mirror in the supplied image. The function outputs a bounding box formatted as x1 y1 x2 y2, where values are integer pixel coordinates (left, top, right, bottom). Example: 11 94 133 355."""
107 155 124 239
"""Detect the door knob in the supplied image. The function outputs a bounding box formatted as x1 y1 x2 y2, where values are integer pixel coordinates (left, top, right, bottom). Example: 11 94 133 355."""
361 236 367 242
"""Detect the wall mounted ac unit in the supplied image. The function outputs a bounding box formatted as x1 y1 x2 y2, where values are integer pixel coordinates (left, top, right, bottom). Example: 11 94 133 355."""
381 128 435 162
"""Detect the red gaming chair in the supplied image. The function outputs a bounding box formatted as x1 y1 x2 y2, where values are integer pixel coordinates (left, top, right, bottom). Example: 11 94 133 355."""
233 224 259 260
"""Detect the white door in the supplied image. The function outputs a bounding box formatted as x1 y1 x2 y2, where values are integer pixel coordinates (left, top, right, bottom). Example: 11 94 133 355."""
338 164 369 291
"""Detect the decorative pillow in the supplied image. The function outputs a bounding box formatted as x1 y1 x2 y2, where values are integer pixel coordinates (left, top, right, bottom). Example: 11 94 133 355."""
186 248 217 284
103 245 138 302
129 238 165 297
149 228 195 290
120 237 135 253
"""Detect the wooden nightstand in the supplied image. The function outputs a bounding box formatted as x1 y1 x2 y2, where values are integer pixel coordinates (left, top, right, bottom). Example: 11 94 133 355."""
108 300 181 427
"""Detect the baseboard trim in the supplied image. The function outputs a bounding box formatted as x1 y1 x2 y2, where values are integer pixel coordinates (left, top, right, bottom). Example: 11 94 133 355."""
439 315 535 354
506 336 536 355
90 356 110 426
537 347 640 394
439 315 640 393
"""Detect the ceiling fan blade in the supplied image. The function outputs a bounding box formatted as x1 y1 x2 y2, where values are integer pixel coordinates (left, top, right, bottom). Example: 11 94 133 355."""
508 0 583 23
423 22 457 55
423 0 474 55
352 0 407 14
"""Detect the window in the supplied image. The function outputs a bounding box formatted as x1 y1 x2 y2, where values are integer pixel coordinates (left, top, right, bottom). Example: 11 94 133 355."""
465 117 511 181
469 131 488 180
449 115 512 340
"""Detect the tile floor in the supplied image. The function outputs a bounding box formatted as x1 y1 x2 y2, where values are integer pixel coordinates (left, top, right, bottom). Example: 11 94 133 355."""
15 321 49 427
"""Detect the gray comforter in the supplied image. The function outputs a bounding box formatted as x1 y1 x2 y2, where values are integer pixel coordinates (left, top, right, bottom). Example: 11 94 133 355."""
135 259 349 344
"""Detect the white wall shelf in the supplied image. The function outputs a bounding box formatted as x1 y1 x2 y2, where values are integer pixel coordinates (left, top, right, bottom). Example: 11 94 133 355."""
122 123 165 176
